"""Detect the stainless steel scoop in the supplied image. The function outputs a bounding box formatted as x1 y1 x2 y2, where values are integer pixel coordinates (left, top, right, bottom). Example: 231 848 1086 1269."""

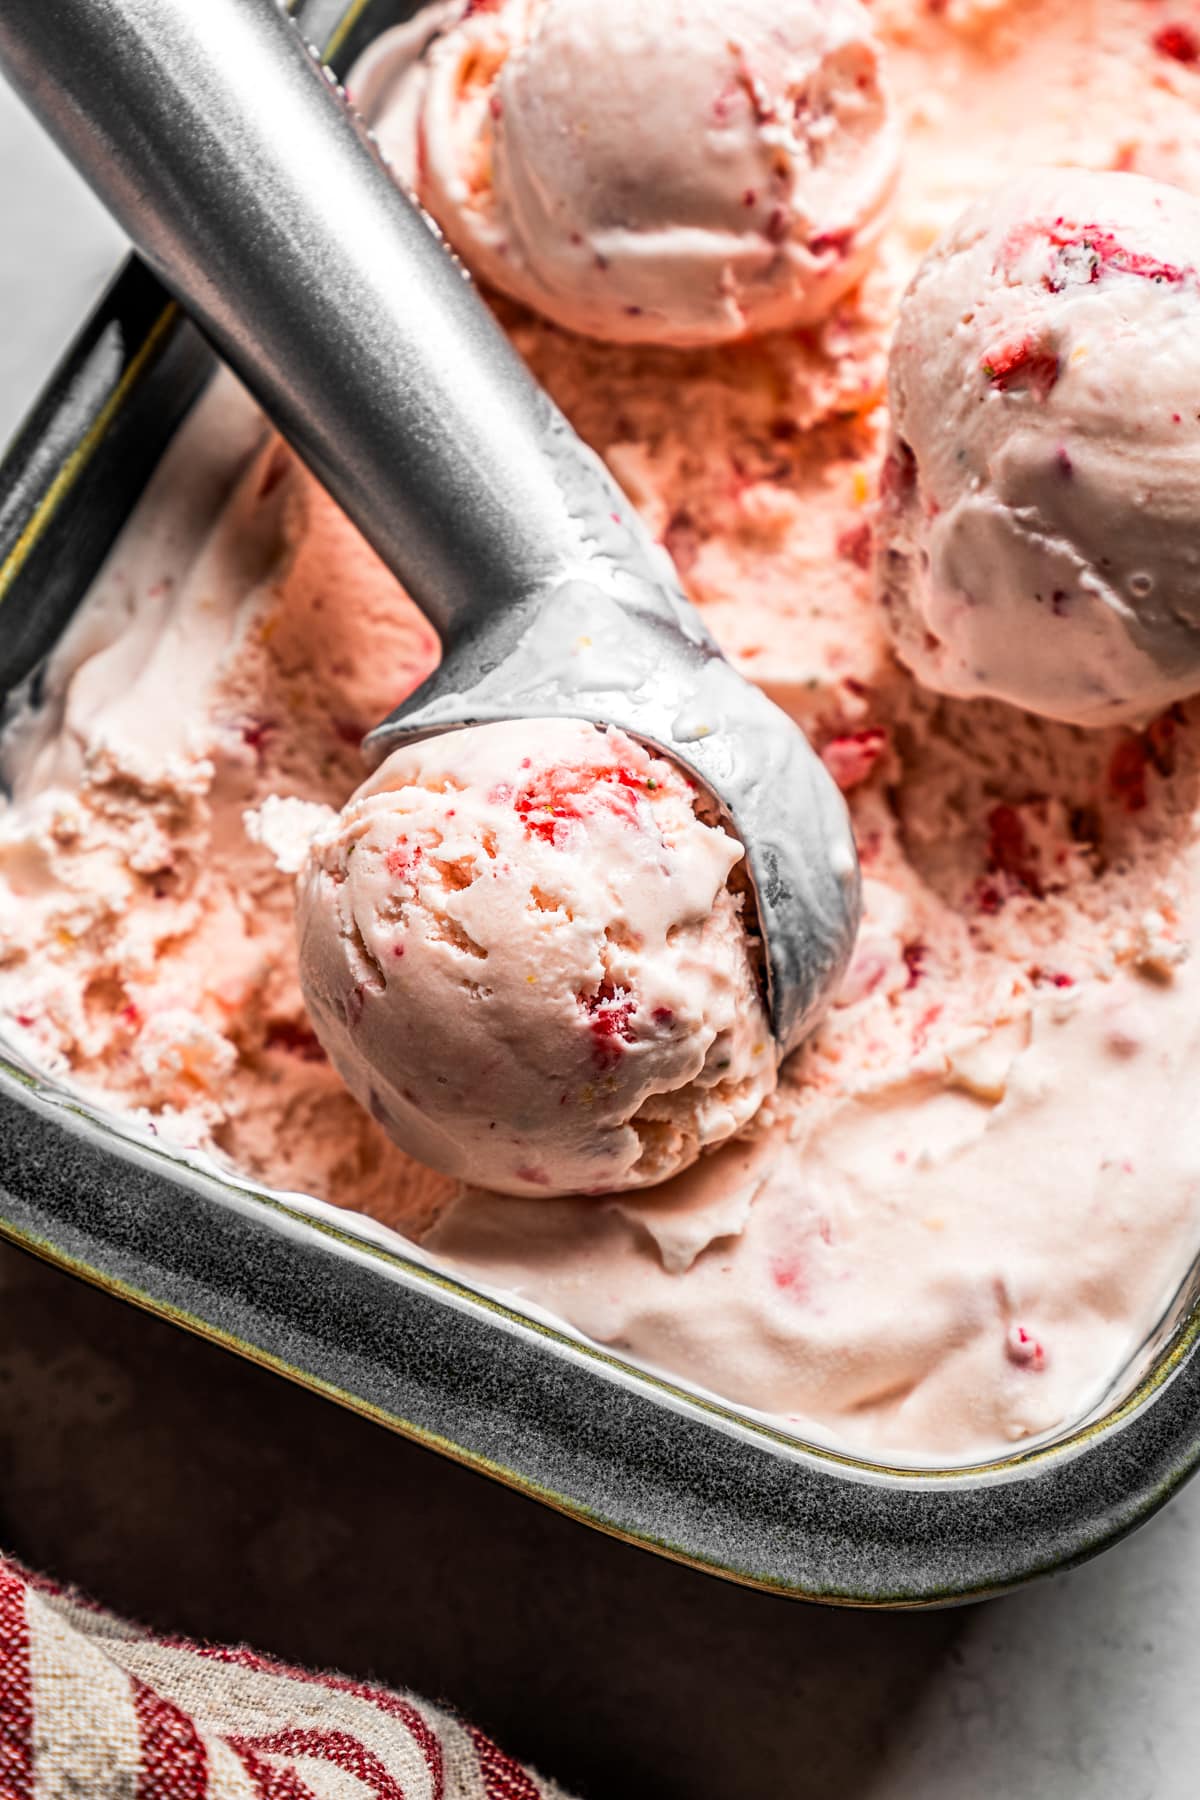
0 0 861 1055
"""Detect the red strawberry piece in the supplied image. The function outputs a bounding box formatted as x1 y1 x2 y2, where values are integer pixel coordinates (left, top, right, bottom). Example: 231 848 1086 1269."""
821 728 887 791
835 520 873 570
1153 21 1200 62
981 339 1060 400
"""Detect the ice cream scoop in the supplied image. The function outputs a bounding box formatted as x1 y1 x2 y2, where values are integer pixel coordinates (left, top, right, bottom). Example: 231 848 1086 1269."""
297 719 776 1195
369 0 900 347
0 0 858 1109
877 167 1200 728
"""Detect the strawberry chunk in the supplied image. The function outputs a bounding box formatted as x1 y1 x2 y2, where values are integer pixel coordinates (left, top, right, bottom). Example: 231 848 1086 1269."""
981 339 1060 399
821 728 887 791
514 763 652 845
1153 21 1200 62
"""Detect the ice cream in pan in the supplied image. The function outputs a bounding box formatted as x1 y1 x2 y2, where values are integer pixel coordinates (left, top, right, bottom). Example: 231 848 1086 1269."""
4 0 1200 1461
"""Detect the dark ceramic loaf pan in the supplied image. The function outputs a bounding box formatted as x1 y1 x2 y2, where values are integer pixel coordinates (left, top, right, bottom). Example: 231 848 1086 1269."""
2 0 1200 1607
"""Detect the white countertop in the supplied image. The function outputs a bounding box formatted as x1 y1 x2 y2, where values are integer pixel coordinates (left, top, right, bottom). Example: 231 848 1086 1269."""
1 74 1198 1800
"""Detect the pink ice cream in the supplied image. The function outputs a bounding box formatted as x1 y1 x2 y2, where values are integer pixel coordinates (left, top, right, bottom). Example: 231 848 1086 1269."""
294 718 774 1195
5 0 1200 1464
370 0 899 346
877 168 1200 727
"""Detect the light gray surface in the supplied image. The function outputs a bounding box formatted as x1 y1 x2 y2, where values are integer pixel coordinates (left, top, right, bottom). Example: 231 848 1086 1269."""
1 73 1198 1800
0 78 122 448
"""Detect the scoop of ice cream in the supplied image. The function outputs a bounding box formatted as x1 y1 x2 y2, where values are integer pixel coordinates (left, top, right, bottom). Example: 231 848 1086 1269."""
374 0 899 347
877 168 1200 728
295 718 776 1196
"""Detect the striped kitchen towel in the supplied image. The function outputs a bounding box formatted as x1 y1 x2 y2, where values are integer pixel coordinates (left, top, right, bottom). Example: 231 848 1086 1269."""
0 1557 575 1799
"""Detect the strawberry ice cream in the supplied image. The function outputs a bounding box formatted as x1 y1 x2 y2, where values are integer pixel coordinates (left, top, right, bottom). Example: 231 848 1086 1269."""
367 0 899 346
293 718 774 1195
5 0 1200 1464
877 168 1200 727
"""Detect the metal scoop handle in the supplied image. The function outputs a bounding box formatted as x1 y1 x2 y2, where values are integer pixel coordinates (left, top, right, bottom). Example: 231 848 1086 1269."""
0 0 660 641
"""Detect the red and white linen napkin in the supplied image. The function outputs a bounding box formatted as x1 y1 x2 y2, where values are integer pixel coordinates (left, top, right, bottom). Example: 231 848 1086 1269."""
0 1557 574 1799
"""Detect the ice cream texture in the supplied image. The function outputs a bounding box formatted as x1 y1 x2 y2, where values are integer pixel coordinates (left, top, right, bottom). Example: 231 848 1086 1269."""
293 718 774 1196
5 0 1200 1462
878 167 1200 727
364 0 900 346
